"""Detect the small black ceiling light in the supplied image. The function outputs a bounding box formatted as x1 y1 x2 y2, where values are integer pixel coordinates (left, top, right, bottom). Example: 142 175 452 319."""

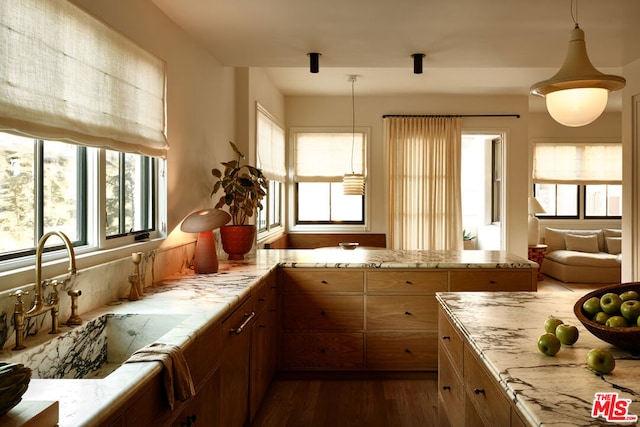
308 52 320 73
412 53 425 74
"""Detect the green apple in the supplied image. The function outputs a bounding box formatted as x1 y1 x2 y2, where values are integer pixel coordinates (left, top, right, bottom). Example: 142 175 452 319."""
605 315 628 328
537 333 561 356
620 300 640 323
586 348 615 374
544 317 564 334
600 293 623 315
592 311 610 325
620 290 640 302
555 324 579 345
583 297 602 317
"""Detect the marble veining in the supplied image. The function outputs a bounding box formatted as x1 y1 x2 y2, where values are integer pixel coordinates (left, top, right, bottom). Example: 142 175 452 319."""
438 292 640 426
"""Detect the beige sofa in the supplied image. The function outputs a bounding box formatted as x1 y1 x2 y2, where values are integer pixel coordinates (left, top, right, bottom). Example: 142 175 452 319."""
541 228 621 283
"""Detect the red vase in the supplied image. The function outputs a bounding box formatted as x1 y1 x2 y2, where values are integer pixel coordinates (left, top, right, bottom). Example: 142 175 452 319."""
220 225 256 260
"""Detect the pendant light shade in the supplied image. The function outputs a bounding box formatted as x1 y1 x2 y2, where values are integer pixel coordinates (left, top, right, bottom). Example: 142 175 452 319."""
530 25 625 127
343 173 365 195
343 75 365 195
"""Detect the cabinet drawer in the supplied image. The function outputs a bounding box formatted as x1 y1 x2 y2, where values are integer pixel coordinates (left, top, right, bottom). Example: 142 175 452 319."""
281 269 364 293
366 332 437 369
463 344 510 427
438 309 463 371
449 270 534 291
438 349 464 427
367 296 437 330
283 295 364 330
367 271 448 293
281 333 364 369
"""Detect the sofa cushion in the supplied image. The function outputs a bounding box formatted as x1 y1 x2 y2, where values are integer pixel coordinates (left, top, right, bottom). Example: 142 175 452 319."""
604 228 622 238
606 236 622 255
564 234 600 253
544 227 604 252
546 250 620 267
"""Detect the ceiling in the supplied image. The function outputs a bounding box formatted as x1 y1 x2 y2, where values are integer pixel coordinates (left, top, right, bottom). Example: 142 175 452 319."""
151 0 640 112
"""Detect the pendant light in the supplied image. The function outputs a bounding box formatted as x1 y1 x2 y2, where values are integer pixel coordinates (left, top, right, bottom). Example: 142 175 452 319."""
530 0 625 127
343 75 365 195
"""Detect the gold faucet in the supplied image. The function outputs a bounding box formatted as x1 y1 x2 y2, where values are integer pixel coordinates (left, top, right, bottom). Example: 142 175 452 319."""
11 231 77 350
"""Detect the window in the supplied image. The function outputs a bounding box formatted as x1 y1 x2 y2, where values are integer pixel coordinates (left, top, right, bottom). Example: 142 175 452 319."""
533 141 622 220
0 0 167 271
292 130 367 226
0 132 161 261
256 106 285 235
534 184 579 218
534 183 621 219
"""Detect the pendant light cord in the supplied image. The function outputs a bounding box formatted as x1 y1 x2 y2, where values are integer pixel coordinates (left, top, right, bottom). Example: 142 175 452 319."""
350 76 356 174
571 0 579 27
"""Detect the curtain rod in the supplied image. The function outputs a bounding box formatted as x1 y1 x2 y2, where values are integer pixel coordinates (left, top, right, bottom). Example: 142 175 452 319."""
382 114 520 118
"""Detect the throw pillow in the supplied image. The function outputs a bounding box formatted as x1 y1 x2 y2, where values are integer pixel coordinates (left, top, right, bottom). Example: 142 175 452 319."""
564 234 600 253
606 236 622 255
544 228 567 251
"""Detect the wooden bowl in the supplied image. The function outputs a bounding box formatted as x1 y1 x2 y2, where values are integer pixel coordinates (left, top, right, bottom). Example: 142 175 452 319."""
339 242 359 250
574 282 640 352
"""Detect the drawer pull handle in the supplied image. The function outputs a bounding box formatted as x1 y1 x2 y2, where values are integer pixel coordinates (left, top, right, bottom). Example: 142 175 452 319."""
404 311 412 315
321 280 328 284
489 280 496 284
442 385 451 391
405 280 412 284
320 348 326 353
230 311 256 335
259 297 266 302
442 335 451 340
320 310 326 315
474 388 485 395
404 349 411 353
259 324 266 328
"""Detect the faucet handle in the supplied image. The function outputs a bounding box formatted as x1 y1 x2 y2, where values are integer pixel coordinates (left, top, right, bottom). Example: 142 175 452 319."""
9 290 28 302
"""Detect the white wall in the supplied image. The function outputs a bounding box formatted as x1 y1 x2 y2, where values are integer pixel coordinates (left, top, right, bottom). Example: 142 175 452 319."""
286 94 531 257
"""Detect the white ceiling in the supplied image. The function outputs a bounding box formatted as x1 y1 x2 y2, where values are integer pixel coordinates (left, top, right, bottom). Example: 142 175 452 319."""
151 0 640 111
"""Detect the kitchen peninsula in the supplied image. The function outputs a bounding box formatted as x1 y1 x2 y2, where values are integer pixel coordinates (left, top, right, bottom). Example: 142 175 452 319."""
11 248 537 426
438 291 640 426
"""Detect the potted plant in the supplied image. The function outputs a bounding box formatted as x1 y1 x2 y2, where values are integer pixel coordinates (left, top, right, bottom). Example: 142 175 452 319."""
463 229 476 250
211 141 268 259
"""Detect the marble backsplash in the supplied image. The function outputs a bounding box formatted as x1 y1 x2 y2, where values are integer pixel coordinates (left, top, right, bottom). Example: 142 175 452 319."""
0 240 199 352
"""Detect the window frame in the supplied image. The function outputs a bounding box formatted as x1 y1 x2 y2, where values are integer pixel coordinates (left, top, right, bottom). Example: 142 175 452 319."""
288 127 370 232
534 183 622 220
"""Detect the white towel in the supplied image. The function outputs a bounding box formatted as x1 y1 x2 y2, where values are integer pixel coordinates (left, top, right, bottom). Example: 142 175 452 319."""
126 342 196 410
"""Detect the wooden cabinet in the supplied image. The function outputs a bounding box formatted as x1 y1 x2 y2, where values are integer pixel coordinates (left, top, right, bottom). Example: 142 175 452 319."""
280 268 365 370
449 270 535 291
438 306 527 427
249 273 278 422
220 297 255 427
279 267 534 372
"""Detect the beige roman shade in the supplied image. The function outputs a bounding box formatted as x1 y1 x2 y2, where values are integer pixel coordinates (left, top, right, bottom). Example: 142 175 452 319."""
533 142 621 184
0 0 168 157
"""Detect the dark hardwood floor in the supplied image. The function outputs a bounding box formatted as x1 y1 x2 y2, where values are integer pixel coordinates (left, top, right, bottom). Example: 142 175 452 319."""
250 275 607 427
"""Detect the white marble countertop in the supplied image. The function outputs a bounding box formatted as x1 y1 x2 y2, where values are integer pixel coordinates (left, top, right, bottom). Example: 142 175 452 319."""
437 291 640 426
12 248 536 426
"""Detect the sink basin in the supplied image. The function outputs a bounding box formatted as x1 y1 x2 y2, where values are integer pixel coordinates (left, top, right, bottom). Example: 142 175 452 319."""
6 313 188 379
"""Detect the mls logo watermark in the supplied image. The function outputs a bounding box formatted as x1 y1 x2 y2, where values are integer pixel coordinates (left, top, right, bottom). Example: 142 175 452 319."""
592 392 638 423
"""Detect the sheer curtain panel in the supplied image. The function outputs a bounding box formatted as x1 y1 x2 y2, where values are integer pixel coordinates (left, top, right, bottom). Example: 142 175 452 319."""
386 117 463 250
0 0 168 157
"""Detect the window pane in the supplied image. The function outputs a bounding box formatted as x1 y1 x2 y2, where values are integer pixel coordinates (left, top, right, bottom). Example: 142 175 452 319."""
330 183 363 221
269 181 281 227
298 183 330 221
607 185 622 216
42 141 80 242
0 133 35 252
556 184 578 216
535 183 578 217
585 185 607 216
105 151 121 236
